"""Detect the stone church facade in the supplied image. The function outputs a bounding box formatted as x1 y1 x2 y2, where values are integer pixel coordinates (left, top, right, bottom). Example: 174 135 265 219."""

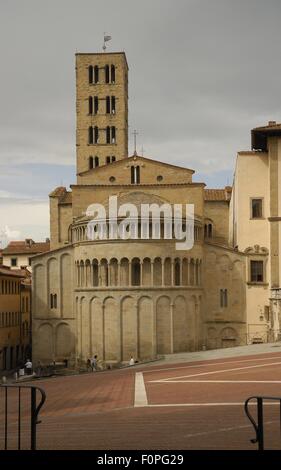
32 51 248 366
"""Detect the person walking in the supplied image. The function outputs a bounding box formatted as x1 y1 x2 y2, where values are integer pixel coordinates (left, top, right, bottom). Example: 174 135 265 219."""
129 356 135 366
91 355 98 371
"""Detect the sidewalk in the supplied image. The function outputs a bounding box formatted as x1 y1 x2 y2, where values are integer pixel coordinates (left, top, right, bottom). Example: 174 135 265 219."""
157 341 281 365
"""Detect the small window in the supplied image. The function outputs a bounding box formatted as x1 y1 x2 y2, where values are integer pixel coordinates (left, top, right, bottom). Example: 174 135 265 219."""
131 165 140 184
88 66 93 84
106 126 110 144
94 96 99 114
106 156 111 164
105 65 110 83
28 258 32 266
157 175 163 182
89 156 94 169
109 176 116 183
11 258 17 267
111 96 116 114
94 156 99 167
94 126 99 144
250 260 264 282
106 96 110 114
111 126 116 143
220 289 228 307
251 198 263 218
94 66 99 84
111 65 115 83
88 96 93 114
88 126 93 144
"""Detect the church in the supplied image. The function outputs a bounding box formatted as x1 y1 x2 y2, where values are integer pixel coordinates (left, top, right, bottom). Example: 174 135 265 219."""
32 51 280 366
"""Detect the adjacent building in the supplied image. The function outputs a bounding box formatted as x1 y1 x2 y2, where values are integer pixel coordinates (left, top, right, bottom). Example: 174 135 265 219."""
0 266 31 370
229 121 281 343
2 239 50 271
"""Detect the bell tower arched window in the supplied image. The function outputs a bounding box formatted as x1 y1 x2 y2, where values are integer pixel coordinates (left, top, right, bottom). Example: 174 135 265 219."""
111 65 115 83
94 66 99 83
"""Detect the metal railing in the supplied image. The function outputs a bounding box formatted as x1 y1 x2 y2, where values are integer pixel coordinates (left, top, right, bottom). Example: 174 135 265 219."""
244 395 281 450
0 384 46 450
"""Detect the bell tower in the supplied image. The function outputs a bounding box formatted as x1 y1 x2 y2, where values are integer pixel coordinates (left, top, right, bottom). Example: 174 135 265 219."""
75 52 128 178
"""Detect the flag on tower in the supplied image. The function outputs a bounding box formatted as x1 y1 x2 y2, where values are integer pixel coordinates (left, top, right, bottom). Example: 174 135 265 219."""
104 35 112 42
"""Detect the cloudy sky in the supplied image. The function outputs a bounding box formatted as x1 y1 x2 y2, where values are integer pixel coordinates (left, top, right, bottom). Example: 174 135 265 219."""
1 0 281 245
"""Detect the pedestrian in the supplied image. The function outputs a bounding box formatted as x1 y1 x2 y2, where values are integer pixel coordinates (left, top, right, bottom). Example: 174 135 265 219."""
129 356 135 366
91 354 98 371
86 358 92 372
25 359 33 375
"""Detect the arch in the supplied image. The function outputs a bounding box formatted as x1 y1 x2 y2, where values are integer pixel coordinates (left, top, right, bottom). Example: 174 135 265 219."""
92 259 99 286
89 156 94 169
100 258 108 286
173 296 188 352
35 323 54 361
220 327 238 348
120 258 129 286
164 258 171 286
174 258 181 286
138 296 153 359
55 323 75 359
121 296 137 361
153 257 162 286
80 297 90 360
142 257 151 286
156 296 171 354
33 264 46 317
85 259 91 286
109 258 118 286
131 258 141 286
61 253 72 317
182 258 188 286
104 297 120 361
90 297 103 359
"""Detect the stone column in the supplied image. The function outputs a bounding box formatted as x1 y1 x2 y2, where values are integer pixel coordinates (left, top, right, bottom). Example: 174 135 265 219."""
151 261 154 286
171 260 175 286
179 259 183 286
161 259 165 287
170 302 174 353
187 259 190 286
128 261 132 287
140 261 143 287
117 261 121 286
102 303 105 361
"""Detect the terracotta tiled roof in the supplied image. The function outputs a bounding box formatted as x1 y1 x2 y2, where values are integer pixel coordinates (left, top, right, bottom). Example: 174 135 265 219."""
2 240 50 255
0 266 27 278
204 186 232 201
49 186 67 197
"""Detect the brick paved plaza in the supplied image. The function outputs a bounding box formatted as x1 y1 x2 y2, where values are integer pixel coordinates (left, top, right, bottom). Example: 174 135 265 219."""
1 344 281 450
